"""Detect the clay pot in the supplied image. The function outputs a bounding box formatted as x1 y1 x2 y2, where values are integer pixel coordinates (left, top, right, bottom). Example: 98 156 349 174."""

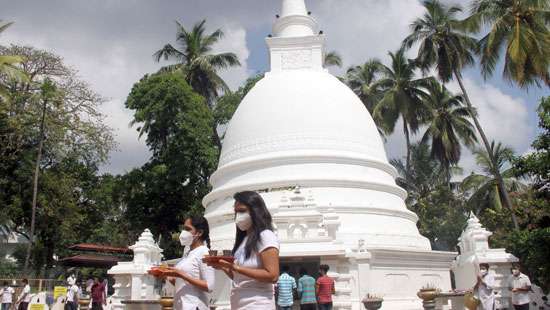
159 297 173 308
362 298 383 310
417 289 438 301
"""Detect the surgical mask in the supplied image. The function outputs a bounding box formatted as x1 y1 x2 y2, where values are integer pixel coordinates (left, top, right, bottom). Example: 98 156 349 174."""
480 269 488 276
179 230 194 246
512 269 520 276
235 212 252 231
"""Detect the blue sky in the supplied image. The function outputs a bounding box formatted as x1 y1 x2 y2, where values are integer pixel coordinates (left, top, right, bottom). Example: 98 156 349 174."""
2 0 548 176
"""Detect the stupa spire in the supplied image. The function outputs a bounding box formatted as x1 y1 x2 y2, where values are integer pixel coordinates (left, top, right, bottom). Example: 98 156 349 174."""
281 0 308 17
273 0 317 38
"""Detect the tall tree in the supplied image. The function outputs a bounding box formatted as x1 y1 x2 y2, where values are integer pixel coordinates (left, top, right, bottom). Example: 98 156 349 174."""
402 0 518 229
124 72 218 258
154 20 240 150
324 51 343 68
373 48 431 175
420 80 477 177
24 79 60 271
0 46 115 272
461 141 524 226
465 0 550 88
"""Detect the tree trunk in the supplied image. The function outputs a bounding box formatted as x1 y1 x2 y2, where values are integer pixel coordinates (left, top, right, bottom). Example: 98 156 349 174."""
453 69 519 230
212 122 222 152
24 99 47 272
403 119 411 181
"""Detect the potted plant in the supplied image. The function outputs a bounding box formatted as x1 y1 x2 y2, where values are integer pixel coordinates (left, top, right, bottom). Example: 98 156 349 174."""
362 294 383 310
417 283 440 301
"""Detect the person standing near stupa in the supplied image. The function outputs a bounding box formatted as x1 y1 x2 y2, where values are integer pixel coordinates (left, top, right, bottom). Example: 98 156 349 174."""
207 191 280 310
473 263 495 310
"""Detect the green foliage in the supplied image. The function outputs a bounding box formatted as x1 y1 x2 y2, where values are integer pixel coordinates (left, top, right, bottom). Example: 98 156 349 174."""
0 258 18 278
324 51 343 68
0 45 115 275
392 142 467 250
465 0 550 88
402 0 477 82
154 19 241 105
514 97 550 188
123 72 218 258
506 228 550 292
421 81 477 171
345 59 383 114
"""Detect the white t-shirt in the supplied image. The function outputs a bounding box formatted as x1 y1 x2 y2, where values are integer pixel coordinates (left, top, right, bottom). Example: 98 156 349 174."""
21 285 31 303
66 285 79 302
174 244 215 310
1 286 15 303
509 273 531 305
230 229 280 310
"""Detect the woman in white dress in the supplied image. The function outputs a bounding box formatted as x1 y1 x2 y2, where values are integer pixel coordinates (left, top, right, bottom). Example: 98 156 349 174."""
158 216 215 310
208 191 280 310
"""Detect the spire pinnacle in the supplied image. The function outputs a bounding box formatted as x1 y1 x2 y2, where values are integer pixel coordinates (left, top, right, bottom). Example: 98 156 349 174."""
273 0 317 38
281 0 308 18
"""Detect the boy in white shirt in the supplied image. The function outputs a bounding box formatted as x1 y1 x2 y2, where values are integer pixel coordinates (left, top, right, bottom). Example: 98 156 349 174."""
1 281 16 310
65 278 79 310
16 279 31 310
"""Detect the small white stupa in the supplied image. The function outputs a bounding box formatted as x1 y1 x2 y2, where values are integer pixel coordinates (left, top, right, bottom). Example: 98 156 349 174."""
204 1 456 309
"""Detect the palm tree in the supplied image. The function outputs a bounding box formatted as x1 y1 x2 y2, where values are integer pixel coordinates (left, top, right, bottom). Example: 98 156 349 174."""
0 21 27 101
373 48 432 174
461 141 524 227
324 51 343 68
421 81 477 177
402 0 517 229
154 20 240 149
465 0 550 88
345 59 383 113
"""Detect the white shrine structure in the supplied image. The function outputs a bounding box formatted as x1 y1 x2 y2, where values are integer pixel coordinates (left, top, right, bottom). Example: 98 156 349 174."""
451 213 518 309
203 0 456 309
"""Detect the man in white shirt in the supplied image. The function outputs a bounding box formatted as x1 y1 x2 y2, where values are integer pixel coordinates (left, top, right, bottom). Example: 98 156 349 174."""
473 263 495 310
1 281 16 310
508 263 532 310
16 279 31 310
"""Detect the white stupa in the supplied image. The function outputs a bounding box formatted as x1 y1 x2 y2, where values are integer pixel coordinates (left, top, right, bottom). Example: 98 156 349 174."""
204 1 456 309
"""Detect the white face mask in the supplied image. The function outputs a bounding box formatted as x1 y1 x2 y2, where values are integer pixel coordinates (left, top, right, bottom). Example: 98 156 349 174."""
235 212 253 231
179 230 194 246
480 269 488 276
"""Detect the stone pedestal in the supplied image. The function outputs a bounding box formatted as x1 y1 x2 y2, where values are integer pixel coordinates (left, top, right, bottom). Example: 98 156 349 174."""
108 229 163 310
451 213 518 309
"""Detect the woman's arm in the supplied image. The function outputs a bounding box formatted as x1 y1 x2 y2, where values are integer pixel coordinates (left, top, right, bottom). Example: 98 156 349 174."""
213 247 280 283
162 268 210 292
232 247 279 283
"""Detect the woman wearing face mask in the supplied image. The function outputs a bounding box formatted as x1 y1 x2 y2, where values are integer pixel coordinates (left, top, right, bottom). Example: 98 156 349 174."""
473 263 495 310
208 191 280 309
157 216 215 310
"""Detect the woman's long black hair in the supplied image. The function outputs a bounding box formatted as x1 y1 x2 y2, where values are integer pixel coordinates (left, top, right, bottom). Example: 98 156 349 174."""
232 191 274 259
188 216 211 249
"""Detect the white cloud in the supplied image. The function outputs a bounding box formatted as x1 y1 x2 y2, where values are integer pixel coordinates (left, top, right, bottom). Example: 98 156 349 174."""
211 23 251 90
